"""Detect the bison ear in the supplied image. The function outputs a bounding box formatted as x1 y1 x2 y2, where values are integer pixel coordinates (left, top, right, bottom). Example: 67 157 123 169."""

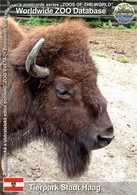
25 38 49 78
1 17 26 50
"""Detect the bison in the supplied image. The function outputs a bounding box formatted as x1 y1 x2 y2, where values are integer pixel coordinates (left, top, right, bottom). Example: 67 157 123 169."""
0 17 114 180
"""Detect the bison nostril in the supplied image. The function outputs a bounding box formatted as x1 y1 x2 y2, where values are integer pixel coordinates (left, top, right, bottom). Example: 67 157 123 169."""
97 135 114 147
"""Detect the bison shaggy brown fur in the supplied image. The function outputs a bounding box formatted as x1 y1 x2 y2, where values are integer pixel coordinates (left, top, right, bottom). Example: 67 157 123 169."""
0 17 114 179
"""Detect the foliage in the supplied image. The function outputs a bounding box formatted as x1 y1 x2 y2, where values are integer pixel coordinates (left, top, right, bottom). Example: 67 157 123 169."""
130 23 137 30
92 52 108 58
120 57 130 63
118 23 137 30
102 20 115 29
102 22 109 29
19 17 137 30
20 16 65 26
108 20 115 29
118 25 128 30
87 19 137 30
19 18 26 24
88 18 103 27
112 57 116 60
26 16 40 26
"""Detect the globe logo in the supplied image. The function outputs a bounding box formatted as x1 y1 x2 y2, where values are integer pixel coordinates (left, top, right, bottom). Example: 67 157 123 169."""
114 3 134 24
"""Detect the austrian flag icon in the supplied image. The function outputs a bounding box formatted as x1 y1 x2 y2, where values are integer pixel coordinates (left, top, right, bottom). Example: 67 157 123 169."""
3 177 24 192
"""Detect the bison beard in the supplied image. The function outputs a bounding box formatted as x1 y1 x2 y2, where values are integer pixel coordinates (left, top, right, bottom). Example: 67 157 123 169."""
4 122 92 178
0 17 114 179
56 134 92 177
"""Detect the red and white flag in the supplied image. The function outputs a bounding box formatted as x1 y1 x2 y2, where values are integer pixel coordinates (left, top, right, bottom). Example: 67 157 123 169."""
3 177 24 192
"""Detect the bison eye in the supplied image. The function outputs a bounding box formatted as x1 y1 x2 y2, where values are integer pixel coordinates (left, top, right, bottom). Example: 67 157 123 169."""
55 87 72 99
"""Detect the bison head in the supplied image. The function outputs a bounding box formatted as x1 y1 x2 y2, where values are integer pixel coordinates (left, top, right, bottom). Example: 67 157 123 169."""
9 20 114 177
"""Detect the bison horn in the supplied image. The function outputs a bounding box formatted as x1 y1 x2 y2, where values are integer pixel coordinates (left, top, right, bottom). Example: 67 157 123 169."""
25 38 49 78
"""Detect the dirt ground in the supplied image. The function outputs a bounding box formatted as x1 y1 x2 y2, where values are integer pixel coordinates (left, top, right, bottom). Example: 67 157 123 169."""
89 28 137 64
2 24 137 194
20 23 137 64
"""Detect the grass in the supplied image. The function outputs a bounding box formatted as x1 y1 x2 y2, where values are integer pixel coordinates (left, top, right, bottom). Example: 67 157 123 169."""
20 16 65 26
118 25 128 30
120 58 130 63
86 18 137 30
87 18 103 27
102 20 115 29
112 57 116 60
130 22 137 30
92 52 130 63
92 52 108 58
26 16 41 26
19 17 137 31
